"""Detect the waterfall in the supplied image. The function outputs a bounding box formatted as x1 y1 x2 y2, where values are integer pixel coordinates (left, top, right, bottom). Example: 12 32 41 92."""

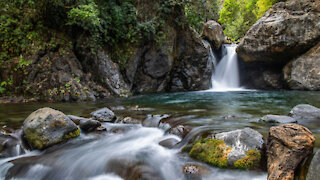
208 44 243 91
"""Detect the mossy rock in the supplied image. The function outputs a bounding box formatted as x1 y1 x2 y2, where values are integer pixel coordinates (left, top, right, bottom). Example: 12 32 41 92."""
233 149 261 169
189 139 231 168
23 108 80 150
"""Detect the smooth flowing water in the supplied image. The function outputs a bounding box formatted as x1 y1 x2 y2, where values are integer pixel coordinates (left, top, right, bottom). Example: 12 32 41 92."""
0 91 320 180
210 44 243 91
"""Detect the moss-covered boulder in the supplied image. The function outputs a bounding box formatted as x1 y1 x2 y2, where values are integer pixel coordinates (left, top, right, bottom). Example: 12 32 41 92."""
22 107 80 150
188 128 264 169
189 139 231 168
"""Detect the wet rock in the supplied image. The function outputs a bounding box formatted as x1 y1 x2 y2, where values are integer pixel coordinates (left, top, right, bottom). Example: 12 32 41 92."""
121 117 142 125
267 124 315 180
214 128 264 166
283 42 320 90
183 164 209 180
168 125 191 138
159 138 180 148
143 114 170 127
237 0 320 64
201 20 225 49
106 158 164 180
96 126 107 132
91 107 116 122
67 115 85 125
68 115 101 132
289 104 320 122
22 108 80 150
306 150 320 180
260 115 297 124
0 132 25 158
79 119 101 132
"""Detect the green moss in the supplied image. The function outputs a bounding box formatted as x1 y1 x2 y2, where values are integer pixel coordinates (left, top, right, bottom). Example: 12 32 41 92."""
189 139 232 168
233 149 261 169
64 128 80 140
25 129 45 150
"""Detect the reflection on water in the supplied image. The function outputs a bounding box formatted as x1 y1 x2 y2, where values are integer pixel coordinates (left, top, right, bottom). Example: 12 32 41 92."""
1 91 319 133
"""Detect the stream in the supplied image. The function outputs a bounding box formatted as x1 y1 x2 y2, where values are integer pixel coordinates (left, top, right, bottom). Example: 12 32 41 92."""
0 90 320 180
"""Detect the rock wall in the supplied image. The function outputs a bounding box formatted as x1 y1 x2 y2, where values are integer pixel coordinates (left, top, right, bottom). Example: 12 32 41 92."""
237 0 320 64
0 1 214 101
283 42 320 90
123 3 213 94
236 0 320 90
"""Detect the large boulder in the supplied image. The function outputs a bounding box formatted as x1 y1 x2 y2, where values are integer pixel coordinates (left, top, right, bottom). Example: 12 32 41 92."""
188 128 263 169
289 104 320 122
214 128 264 167
201 20 225 49
267 124 315 180
283 42 320 90
237 0 320 64
22 108 80 150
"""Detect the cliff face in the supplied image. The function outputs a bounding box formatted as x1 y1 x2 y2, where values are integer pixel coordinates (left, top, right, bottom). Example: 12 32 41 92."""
237 0 320 64
0 0 213 101
236 0 320 90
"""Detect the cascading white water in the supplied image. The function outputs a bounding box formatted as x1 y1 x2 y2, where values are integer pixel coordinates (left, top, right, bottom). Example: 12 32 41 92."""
209 44 243 91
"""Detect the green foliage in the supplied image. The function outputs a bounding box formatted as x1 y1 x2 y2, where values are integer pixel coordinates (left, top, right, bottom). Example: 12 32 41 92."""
255 0 284 19
233 149 261 169
189 138 231 168
219 0 284 41
185 0 220 33
219 0 258 41
67 2 101 33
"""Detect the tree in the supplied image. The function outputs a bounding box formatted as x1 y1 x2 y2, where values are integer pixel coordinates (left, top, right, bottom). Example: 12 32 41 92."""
219 0 258 41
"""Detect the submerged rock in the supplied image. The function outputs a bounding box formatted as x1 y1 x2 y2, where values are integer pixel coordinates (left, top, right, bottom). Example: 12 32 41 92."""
183 164 209 180
22 108 80 150
168 125 191 138
106 158 164 180
201 20 225 49
260 115 297 124
120 117 142 125
90 107 116 122
237 0 320 64
267 124 315 180
289 104 320 122
306 150 320 180
159 138 180 149
0 132 25 158
283 42 320 90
